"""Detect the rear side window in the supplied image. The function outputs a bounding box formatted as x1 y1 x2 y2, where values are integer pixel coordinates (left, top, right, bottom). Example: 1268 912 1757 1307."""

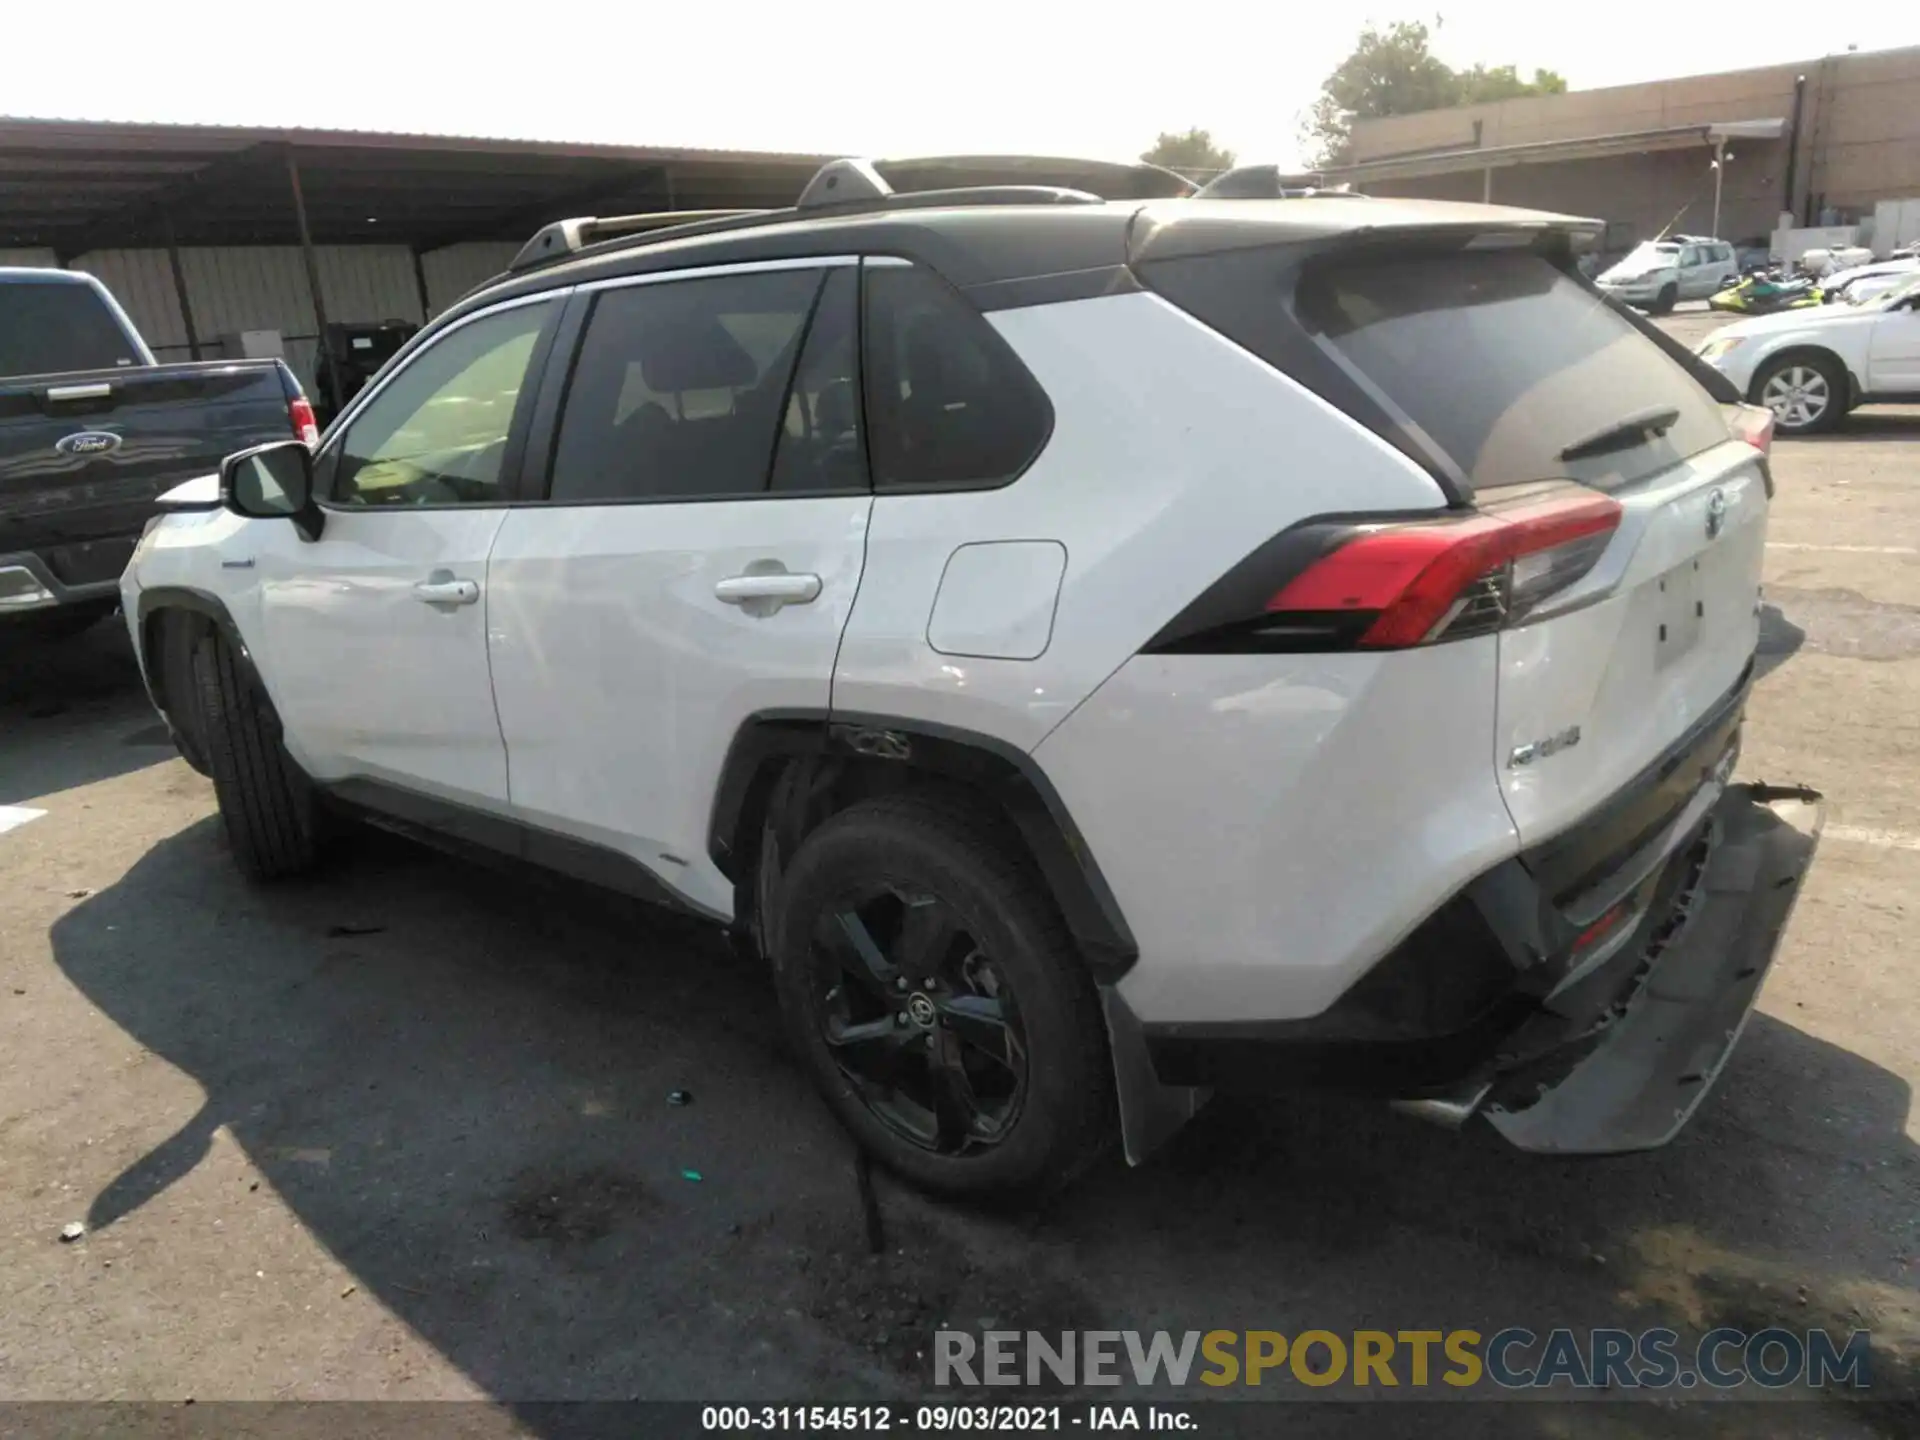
770 268 865 494
0 281 141 377
548 269 823 503
1296 250 1727 492
862 265 1051 490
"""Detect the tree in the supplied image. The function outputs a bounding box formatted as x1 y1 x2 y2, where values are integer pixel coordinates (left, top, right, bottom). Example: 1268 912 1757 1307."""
1302 21 1567 166
1140 128 1236 181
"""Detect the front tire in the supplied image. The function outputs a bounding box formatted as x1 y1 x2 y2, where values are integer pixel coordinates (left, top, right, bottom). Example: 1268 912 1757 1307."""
1652 282 1679 315
191 632 321 880
769 793 1114 1200
1752 352 1846 435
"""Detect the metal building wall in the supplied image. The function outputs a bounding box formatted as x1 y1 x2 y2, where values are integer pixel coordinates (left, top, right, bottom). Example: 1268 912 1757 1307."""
160 245 426 386
70 250 192 357
420 243 521 314
6 240 522 388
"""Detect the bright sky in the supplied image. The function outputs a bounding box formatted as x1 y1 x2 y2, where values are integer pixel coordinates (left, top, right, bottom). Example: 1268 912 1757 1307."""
6 3 1917 168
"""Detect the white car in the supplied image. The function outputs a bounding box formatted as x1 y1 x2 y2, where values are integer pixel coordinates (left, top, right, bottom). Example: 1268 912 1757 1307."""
1597 236 1739 313
121 161 1822 1197
1819 256 1920 304
1698 271 1920 433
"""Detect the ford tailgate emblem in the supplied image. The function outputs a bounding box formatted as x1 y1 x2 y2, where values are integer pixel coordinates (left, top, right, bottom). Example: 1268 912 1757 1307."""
57 430 123 456
1706 487 1727 540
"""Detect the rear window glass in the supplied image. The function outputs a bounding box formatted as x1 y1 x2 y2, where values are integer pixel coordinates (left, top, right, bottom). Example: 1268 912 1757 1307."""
0 280 141 378
1295 250 1725 491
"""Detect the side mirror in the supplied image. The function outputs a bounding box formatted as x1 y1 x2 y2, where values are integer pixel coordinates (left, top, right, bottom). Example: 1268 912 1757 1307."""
221 440 323 541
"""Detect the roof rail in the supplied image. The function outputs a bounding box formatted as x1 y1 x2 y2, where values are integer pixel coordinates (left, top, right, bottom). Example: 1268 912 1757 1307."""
506 155 1124 275
796 157 892 208
510 209 768 273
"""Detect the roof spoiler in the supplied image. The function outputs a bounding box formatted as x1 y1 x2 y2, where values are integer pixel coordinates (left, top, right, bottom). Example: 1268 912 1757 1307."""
1194 164 1362 199
506 154 1159 275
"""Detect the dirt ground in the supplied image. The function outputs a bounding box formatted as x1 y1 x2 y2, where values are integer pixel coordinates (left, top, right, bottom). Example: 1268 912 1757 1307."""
1 318 1916 1435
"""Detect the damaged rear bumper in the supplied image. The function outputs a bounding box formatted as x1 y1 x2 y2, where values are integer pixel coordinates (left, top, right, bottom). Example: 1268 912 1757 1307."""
1104 781 1823 1164
1477 782 1822 1153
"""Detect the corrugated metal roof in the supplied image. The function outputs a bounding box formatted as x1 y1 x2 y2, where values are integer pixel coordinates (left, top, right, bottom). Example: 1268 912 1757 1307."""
0 117 833 251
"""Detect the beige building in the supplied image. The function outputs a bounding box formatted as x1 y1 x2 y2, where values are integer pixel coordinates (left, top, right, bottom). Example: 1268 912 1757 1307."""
1328 44 1920 252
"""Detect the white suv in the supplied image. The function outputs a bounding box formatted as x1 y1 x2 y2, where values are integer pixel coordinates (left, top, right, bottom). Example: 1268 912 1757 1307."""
123 161 1822 1197
1598 236 1739 313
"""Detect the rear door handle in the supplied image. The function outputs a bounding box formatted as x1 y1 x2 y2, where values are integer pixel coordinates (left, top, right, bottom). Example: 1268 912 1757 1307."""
413 574 480 606
715 570 822 616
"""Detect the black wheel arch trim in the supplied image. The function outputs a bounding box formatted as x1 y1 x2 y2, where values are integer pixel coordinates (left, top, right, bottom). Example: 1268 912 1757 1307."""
708 709 1139 982
132 586 270 773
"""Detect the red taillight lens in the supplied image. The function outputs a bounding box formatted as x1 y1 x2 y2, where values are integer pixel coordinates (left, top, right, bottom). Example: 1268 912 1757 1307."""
1727 402 1773 457
288 396 320 448
1266 490 1622 648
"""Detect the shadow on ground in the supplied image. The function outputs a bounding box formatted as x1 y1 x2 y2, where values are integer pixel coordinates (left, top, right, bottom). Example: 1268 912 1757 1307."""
1787 409 1920 444
0 616 169 804
48 819 1920 1434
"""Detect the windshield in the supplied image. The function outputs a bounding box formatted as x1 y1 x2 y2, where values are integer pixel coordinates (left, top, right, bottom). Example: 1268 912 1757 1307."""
1872 272 1920 308
1294 249 1724 493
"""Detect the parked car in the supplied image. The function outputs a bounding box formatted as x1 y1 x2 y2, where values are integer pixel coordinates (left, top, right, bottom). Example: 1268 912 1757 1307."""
1596 236 1739 312
1697 271 1920 434
0 268 317 638
123 163 1821 1197
1819 256 1920 304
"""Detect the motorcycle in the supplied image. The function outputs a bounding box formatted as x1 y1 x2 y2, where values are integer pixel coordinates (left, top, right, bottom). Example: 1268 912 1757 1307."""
1708 271 1825 314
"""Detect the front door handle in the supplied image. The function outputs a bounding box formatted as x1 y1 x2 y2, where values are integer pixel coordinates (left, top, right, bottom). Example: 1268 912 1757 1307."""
413 574 480 606
715 565 822 617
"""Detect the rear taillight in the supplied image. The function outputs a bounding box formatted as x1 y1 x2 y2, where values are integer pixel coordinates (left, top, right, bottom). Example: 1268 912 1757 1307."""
1148 488 1622 655
288 395 320 448
1727 403 1773 457
1269 490 1621 648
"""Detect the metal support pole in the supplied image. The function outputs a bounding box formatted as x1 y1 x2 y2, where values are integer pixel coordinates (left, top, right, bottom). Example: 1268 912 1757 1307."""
411 246 433 323
1482 167 1493 203
287 148 343 413
1711 139 1727 239
161 212 201 360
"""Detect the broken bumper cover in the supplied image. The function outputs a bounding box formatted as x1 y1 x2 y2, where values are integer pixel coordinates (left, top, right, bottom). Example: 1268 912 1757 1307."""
1478 782 1823 1154
1106 780 1823 1166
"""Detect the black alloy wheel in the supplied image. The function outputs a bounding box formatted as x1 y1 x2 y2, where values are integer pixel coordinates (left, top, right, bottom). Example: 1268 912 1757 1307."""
811 885 1027 1155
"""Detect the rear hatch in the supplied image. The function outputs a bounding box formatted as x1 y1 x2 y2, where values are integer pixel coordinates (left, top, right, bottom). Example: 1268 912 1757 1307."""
1140 224 1765 871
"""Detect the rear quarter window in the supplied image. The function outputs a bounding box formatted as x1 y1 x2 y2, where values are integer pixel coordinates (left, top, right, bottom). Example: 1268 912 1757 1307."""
1294 249 1728 492
0 280 142 378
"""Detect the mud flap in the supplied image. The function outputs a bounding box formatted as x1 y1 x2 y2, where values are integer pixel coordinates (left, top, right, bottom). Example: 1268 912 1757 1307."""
1100 986 1210 1165
1483 783 1824 1154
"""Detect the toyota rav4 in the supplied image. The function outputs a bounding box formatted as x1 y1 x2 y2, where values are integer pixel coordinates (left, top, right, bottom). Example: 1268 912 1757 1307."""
123 158 1822 1198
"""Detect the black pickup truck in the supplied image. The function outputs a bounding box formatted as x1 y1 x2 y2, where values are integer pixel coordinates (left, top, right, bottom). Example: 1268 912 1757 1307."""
0 267 316 637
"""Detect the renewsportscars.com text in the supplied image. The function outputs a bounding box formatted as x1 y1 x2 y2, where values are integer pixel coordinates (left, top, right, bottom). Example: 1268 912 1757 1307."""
934 1327 1874 1391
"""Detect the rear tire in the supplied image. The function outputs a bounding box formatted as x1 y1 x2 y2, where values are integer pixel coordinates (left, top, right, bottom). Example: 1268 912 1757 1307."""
1652 283 1679 315
191 631 321 880
1751 352 1846 435
769 792 1114 1200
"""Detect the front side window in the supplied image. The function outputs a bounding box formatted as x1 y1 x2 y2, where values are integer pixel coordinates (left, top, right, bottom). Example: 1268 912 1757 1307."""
547 268 824 503
862 265 1052 490
332 301 552 507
